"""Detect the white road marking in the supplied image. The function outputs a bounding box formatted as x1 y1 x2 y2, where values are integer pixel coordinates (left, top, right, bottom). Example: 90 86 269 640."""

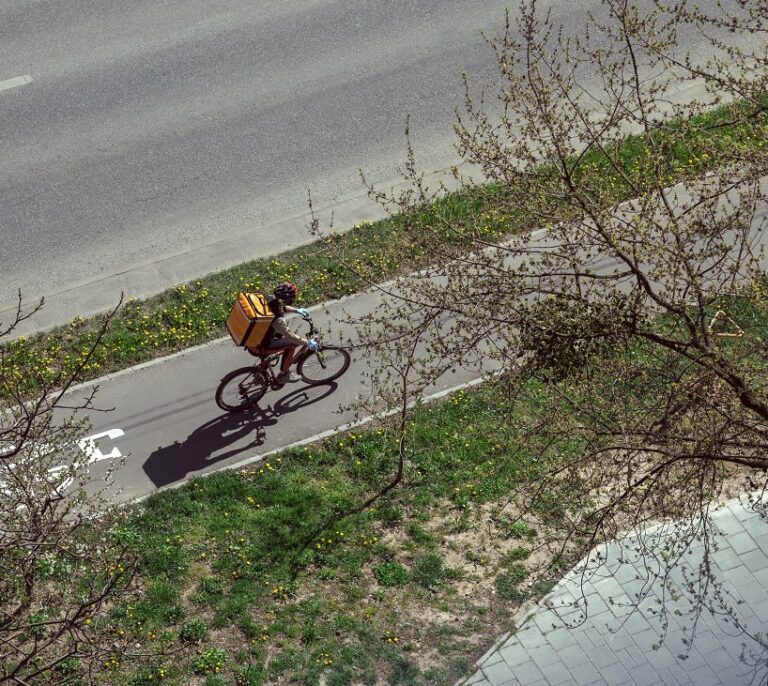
77 428 125 463
0 74 33 92
0 428 124 497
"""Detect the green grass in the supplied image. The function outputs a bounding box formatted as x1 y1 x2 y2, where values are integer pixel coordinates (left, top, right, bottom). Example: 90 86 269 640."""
3 97 766 396
80 381 580 686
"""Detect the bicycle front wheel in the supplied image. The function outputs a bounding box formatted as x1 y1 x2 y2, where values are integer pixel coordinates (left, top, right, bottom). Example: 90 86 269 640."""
215 367 268 412
297 346 351 384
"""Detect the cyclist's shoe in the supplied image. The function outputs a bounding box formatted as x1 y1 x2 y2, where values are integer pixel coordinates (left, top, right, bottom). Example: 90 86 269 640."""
277 371 300 384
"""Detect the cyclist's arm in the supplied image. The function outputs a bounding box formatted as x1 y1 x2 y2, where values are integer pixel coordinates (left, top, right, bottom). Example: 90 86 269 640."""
284 330 308 346
273 317 308 346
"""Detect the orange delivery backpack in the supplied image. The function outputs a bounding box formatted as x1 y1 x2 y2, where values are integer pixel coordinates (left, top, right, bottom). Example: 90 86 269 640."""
225 292 274 347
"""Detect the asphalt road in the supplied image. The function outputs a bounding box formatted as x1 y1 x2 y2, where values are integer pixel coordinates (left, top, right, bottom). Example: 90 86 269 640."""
0 0 508 324
0 0 748 334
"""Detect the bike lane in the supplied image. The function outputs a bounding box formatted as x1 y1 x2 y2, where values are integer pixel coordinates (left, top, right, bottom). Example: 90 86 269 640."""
62 289 489 505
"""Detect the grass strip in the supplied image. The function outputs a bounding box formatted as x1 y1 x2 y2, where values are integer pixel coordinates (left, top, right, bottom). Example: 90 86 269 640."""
88 379 579 686
3 97 767 393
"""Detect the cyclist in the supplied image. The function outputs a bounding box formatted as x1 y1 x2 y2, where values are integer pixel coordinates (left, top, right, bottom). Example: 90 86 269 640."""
254 282 317 384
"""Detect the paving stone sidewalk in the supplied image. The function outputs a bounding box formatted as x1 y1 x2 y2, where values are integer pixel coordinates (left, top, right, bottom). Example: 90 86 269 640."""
457 496 768 686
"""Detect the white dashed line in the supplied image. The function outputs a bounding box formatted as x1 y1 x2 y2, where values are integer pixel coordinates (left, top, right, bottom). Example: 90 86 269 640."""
0 74 33 92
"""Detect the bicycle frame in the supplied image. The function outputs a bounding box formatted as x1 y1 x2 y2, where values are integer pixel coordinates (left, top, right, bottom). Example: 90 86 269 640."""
216 315 351 412
248 316 320 389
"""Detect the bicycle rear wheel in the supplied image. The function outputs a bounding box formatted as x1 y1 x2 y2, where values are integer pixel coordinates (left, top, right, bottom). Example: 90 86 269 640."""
297 345 351 384
215 367 268 412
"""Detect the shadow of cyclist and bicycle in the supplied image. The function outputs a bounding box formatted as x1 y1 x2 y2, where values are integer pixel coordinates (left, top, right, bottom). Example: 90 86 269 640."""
142 381 340 488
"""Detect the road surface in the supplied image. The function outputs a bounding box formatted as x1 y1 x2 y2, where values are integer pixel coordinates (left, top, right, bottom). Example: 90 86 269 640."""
0 0 749 333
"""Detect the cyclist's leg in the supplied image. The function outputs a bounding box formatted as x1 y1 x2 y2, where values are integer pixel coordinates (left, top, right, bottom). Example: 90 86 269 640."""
263 339 300 373
279 348 294 373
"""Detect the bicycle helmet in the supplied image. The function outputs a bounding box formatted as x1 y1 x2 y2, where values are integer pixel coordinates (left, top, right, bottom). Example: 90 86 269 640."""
274 282 298 304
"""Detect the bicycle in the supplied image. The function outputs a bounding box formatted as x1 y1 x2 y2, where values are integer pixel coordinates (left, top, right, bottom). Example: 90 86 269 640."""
215 315 351 412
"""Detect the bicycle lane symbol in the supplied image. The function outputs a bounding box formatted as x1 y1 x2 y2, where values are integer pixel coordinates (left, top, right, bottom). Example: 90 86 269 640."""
52 428 126 492
76 428 125 464
0 428 126 496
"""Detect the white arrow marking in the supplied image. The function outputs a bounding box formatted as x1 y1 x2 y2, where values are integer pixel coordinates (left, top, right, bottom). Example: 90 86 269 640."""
77 429 125 464
0 75 33 92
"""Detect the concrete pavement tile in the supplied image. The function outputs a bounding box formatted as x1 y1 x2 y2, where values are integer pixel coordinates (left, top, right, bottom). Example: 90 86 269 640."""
541 626 579 651
736 666 768 686
566 661 601 685
650 667 689 686
612 563 642 585
595 662 630 685
622 662 667 686
537 660 574 685
594 592 631 620
658 624 691 648
546 606 581 631
581 595 614 621
737 637 768 665
547 605 587 627
605 629 636 652
615 647 648 671
674 668 703 685
685 630 724 656
495 677 524 686
527 644 559 667
588 646 621 670
714 512 748 536
515 626 548 650
720 636 757 662
609 610 654 636
744 600 768 632
480 658 517 685
725 500 762 522
476 650 505 669
627 627 660 652
533 613 561 635
752 566 768 588
508 660 546 684
547 585 580 603
556 644 590 667
573 629 596 652
684 664 725 686
741 548 768 574
545 591 584 607
552 575 584 598
713 546 745 572
729 600 762 628
703 646 740 673
594 576 626 599
497 643 531 668
727 531 759 554
748 531 768 554
720 565 760 595
640 646 679 670
672 647 707 671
